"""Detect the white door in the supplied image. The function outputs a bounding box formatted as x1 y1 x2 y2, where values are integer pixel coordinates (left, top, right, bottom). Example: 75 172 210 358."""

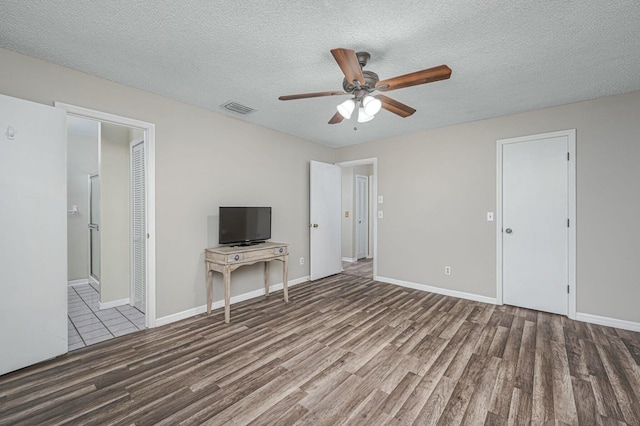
355 175 368 260
310 160 342 280
0 94 67 375
502 134 569 315
131 140 146 314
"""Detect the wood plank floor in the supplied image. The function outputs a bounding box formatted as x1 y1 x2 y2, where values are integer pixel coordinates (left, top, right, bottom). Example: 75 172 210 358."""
1 273 640 425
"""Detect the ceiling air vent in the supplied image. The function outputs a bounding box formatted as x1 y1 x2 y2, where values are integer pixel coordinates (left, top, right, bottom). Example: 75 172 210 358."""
221 101 256 115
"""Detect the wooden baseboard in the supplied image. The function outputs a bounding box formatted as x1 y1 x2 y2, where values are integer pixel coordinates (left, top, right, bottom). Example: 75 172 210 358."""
68 278 89 287
155 276 310 327
98 298 130 310
575 312 640 332
376 276 498 305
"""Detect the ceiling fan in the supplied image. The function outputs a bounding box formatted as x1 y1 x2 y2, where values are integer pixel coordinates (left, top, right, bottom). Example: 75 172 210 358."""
279 48 452 124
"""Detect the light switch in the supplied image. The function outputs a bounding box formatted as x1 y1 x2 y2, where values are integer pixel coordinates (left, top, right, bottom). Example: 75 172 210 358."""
487 212 494 221
378 195 383 204
5 125 16 140
345 211 349 218
378 211 384 219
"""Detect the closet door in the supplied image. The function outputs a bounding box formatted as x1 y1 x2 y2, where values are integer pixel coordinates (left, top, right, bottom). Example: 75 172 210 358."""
131 140 146 314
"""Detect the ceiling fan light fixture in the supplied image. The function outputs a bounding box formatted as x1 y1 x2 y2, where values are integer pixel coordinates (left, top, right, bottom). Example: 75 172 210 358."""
337 99 355 119
363 95 382 116
357 107 374 123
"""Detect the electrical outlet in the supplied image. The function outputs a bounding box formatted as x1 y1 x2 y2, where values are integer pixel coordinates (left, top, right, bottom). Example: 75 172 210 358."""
445 266 451 275
300 257 304 265
378 211 383 219
487 212 494 221
378 195 384 204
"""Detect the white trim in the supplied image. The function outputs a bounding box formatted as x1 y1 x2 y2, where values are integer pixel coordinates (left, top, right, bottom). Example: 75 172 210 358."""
376 276 498 305
89 275 99 286
155 276 310 327
496 129 576 319
68 278 89 287
342 257 357 263
156 305 209 327
368 174 374 259
336 158 378 278
576 313 640 333
55 102 157 328
567 132 577 319
88 171 99 284
98 298 130 310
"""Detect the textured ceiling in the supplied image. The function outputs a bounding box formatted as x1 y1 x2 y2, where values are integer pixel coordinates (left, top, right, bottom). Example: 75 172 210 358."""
1 1 639 147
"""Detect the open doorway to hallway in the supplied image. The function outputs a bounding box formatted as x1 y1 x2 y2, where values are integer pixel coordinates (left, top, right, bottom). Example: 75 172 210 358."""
340 162 375 280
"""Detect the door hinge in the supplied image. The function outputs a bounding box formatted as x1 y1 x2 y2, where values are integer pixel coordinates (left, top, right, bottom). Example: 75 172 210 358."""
567 285 570 294
567 152 570 161
567 218 570 227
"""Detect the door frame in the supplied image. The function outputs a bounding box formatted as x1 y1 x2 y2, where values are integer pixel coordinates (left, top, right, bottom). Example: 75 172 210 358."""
355 174 369 260
496 129 576 319
336 158 378 279
88 172 100 284
56 102 157 328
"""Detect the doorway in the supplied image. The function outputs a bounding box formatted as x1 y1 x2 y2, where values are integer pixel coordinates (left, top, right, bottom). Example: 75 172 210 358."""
309 158 378 281
60 103 156 351
337 159 377 280
355 175 369 260
497 130 576 318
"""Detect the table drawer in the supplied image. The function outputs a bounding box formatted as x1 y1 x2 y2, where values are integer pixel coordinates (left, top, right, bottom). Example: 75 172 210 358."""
273 246 287 255
227 253 244 263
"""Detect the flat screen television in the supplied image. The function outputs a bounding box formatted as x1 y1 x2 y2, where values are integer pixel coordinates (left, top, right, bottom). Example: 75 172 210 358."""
219 207 272 246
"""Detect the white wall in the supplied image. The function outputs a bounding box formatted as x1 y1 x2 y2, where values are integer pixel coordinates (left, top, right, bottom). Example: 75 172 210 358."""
66 118 98 281
100 123 130 303
0 47 334 319
336 90 640 324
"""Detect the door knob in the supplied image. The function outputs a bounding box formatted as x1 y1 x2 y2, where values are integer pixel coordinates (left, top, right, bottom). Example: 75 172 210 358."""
505 228 513 234
313 224 319 228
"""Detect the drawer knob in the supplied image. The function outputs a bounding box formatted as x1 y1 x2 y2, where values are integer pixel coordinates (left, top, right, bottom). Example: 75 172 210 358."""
234 254 240 261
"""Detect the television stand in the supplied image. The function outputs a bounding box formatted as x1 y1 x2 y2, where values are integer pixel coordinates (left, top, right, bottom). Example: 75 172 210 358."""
205 242 289 323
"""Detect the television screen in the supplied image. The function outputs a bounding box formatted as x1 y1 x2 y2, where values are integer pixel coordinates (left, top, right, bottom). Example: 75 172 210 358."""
219 207 272 245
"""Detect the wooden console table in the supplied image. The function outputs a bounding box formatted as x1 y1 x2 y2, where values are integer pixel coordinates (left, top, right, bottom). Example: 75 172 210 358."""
205 242 289 323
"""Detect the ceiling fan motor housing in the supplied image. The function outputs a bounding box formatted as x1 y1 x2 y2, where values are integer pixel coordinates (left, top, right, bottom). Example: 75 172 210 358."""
342 70 380 95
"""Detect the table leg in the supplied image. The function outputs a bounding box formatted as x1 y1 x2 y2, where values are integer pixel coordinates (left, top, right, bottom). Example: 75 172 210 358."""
224 266 231 323
264 261 270 297
283 255 289 303
206 269 213 315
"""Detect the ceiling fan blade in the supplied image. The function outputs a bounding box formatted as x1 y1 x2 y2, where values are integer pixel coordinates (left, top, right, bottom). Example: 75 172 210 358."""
376 65 452 91
376 94 416 118
330 48 365 86
328 111 344 124
279 91 346 101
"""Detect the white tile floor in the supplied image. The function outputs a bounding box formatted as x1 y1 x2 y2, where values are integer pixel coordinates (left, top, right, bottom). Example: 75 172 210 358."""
67 283 145 351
